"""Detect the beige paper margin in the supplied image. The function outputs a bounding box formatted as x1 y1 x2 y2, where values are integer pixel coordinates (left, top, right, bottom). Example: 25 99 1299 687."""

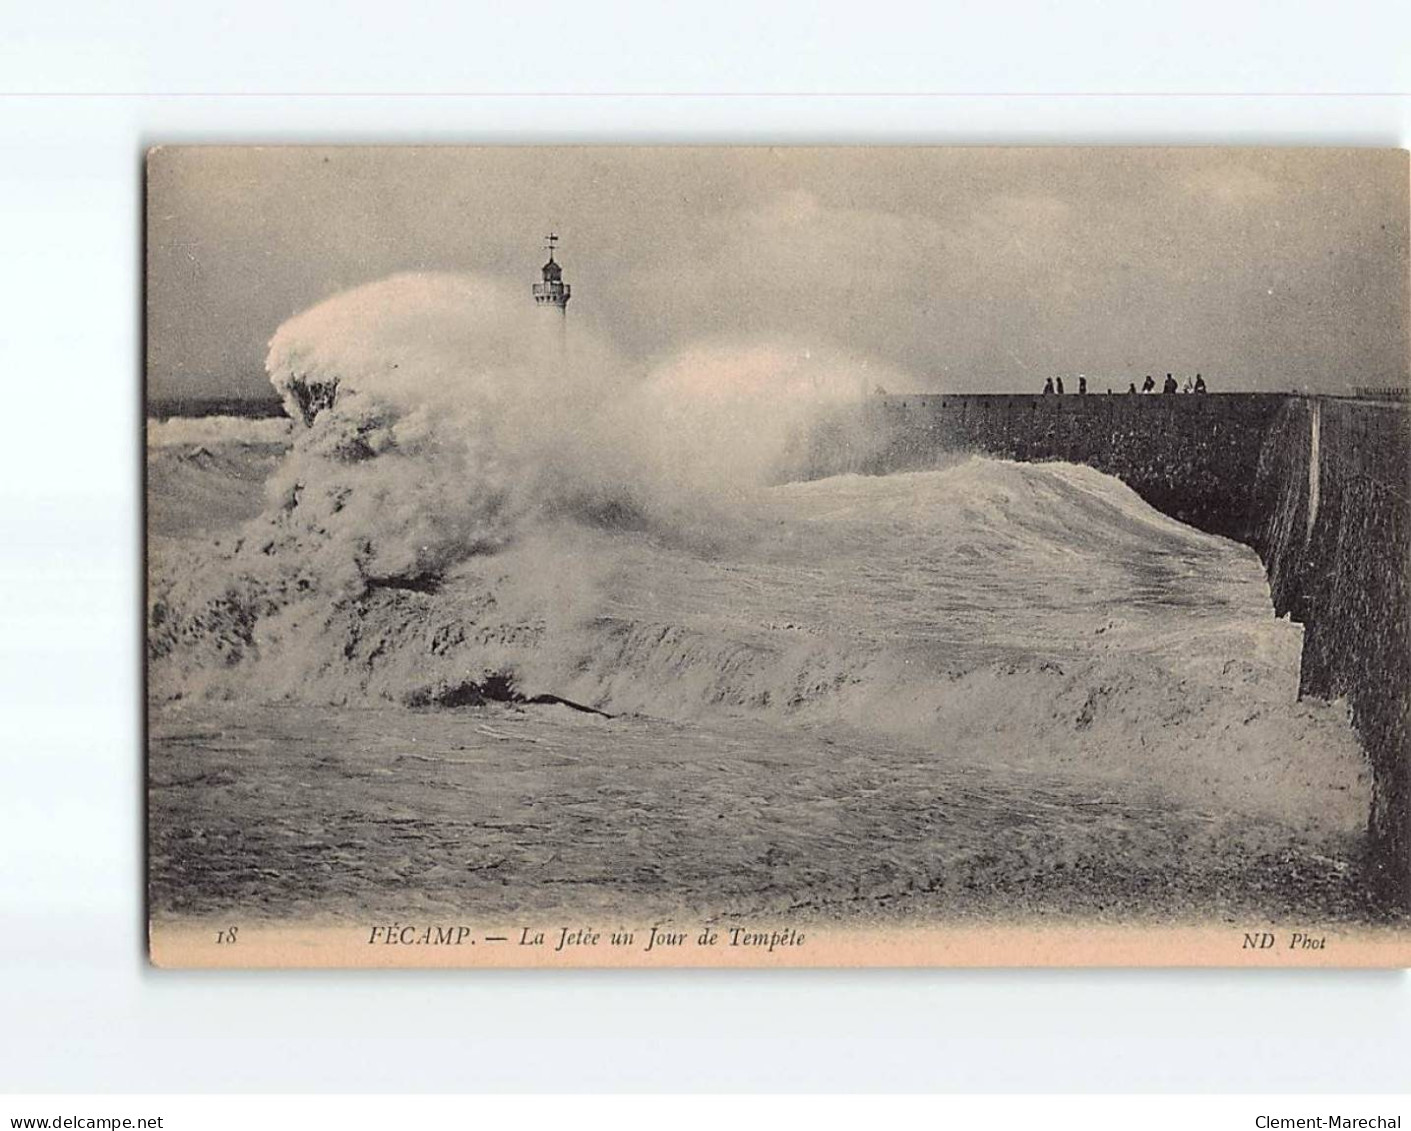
149 919 1411 969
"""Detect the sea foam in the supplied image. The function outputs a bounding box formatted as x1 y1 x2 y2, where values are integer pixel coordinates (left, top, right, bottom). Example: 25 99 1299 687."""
147 272 1371 840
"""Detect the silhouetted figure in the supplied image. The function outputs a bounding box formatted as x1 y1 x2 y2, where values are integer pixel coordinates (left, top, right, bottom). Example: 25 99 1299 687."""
1194 373 1207 394
1078 376 1087 395
1042 377 1054 394
1128 382 1138 394
1141 375 1155 393
1163 373 1178 394
1056 376 1065 394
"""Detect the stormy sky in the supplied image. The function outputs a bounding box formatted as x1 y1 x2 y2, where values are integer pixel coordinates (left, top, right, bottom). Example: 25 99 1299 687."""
146 147 1409 399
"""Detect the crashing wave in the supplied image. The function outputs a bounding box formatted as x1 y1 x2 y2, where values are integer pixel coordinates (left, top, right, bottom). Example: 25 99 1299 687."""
146 271 1371 843
148 414 293 448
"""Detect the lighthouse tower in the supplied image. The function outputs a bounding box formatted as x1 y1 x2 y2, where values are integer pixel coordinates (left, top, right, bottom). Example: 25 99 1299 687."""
532 233 571 348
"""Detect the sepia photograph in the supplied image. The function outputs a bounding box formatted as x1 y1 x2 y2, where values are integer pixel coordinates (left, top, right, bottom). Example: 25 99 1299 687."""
144 146 1410 967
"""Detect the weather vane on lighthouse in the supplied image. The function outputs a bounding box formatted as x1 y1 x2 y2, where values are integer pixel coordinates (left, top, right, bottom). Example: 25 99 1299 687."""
532 232 571 315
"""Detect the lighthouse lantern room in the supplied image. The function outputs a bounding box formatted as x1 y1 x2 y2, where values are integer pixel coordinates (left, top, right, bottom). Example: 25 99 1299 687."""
532 233 571 314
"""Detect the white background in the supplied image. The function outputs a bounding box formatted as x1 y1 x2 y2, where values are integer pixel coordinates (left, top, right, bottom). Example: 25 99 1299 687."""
2 0 1410 1094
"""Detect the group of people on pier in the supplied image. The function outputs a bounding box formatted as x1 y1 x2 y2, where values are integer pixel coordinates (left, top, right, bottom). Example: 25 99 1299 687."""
1042 373 1208 395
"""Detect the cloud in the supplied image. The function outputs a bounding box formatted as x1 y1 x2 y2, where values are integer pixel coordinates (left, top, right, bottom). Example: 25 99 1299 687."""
147 148 1409 398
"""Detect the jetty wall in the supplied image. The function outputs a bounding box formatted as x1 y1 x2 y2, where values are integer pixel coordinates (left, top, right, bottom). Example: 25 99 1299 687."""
804 392 1411 905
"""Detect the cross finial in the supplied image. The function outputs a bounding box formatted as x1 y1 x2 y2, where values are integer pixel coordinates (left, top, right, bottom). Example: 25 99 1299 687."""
544 232 559 260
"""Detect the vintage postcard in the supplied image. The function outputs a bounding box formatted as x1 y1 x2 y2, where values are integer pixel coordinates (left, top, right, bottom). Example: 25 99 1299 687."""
146 146 1410 967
